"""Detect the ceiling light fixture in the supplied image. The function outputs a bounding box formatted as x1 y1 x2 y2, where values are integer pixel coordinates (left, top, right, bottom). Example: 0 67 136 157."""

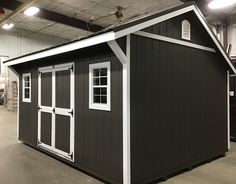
208 0 236 9
24 6 40 16
2 23 14 30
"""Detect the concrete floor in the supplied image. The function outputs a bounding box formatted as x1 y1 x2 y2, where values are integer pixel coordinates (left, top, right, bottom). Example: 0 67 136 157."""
0 106 236 184
0 106 102 184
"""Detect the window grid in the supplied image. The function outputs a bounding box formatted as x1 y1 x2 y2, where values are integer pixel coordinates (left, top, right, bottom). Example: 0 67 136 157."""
22 73 31 103
89 62 111 111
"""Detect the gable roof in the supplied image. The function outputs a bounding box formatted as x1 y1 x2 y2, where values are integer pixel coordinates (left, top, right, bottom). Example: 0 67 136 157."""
3 2 236 74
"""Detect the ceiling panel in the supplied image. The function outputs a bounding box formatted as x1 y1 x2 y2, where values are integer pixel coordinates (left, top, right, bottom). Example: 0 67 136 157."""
1 0 183 40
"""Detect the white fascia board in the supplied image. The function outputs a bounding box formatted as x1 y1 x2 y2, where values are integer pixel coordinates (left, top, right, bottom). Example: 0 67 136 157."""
4 31 116 67
114 5 195 39
193 8 236 74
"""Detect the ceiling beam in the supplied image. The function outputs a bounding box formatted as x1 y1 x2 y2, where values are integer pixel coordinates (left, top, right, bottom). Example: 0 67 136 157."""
0 0 104 32
0 0 36 26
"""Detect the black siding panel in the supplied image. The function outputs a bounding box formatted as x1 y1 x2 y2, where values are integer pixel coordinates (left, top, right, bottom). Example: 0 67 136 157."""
56 70 70 109
55 114 70 153
230 76 236 140
41 112 52 146
130 34 227 184
41 72 52 107
143 11 216 49
75 53 123 183
19 68 38 146
16 44 123 184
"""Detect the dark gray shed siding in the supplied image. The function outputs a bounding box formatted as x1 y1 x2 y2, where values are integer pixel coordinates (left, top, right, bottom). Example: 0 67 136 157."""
130 34 227 183
17 45 123 184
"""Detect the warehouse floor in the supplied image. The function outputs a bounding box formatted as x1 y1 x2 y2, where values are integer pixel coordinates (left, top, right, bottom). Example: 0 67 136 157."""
0 106 236 184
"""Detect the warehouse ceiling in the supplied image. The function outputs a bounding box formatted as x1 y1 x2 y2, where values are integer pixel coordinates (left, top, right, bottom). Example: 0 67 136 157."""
0 0 235 40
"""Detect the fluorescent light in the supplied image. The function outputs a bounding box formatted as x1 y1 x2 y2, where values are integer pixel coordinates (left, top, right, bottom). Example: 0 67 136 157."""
2 23 14 30
208 0 236 9
24 6 40 16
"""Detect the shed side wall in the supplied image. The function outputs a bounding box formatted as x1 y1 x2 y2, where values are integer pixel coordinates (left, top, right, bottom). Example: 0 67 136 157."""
130 34 227 183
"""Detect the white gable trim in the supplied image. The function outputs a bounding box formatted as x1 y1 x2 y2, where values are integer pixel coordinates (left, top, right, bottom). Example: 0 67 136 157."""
193 8 236 74
3 4 236 74
4 31 116 67
115 5 195 38
134 31 216 53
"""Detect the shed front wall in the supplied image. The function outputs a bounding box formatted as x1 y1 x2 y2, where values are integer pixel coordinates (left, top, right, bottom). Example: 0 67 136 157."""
130 12 228 183
17 45 123 184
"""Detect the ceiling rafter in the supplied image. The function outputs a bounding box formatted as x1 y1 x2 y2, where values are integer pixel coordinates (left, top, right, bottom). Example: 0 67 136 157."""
0 0 104 32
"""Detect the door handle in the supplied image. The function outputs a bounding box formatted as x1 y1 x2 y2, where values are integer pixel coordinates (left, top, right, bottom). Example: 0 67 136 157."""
52 108 55 113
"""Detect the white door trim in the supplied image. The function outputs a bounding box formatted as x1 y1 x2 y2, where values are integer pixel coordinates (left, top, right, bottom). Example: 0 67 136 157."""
38 62 75 162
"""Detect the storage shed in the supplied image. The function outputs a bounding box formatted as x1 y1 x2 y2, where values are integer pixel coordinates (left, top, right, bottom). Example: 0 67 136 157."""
4 2 236 184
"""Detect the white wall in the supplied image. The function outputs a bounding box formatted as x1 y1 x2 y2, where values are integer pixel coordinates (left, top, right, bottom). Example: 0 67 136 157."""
0 29 67 59
0 29 67 110
228 16 236 56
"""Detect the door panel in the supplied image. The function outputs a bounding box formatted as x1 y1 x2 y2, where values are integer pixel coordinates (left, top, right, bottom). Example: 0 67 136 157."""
41 72 52 107
56 70 70 109
38 63 74 162
41 112 52 146
55 114 70 153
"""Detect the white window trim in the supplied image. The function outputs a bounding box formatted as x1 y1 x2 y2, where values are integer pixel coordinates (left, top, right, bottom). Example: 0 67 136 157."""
22 73 31 103
89 62 111 111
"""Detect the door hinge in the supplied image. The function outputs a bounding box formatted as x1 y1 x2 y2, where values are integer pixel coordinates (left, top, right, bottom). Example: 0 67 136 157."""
68 152 73 160
68 110 74 117
70 65 74 72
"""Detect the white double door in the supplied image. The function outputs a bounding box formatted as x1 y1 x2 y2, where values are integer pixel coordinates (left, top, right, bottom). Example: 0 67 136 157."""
38 63 74 162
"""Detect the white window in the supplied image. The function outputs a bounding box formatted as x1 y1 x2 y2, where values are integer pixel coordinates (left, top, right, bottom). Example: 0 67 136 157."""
22 73 31 103
89 62 111 111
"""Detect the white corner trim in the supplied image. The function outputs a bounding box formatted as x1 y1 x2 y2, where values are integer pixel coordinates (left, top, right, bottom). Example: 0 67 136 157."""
193 8 236 74
134 31 216 53
4 32 116 67
107 40 128 64
227 70 230 150
123 35 131 184
115 5 195 39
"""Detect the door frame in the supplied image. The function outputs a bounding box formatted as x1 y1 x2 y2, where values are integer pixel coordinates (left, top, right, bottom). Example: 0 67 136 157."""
37 62 75 162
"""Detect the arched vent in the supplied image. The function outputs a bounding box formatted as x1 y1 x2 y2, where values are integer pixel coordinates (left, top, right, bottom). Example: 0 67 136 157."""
181 20 191 41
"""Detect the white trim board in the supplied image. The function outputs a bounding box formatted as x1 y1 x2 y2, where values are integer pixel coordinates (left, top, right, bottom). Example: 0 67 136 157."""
115 5 195 39
227 70 230 150
107 35 131 184
192 8 236 74
134 31 216 53
4 32 116 67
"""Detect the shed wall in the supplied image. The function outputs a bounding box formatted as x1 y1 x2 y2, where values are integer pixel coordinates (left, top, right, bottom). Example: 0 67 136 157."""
17 45 123 184
130 35 228 183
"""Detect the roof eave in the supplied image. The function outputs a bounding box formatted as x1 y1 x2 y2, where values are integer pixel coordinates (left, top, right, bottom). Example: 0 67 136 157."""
3 31 116 67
